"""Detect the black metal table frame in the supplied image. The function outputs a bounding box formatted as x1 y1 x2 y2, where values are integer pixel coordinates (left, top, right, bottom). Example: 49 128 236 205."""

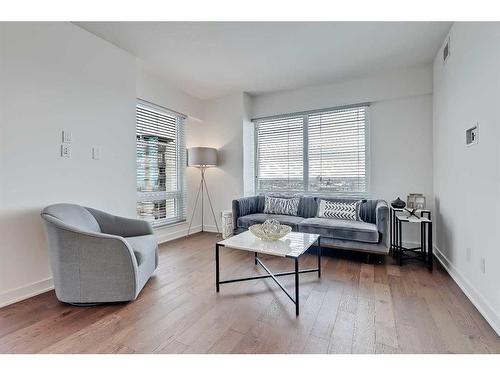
215 237 321 316
390 208 433 271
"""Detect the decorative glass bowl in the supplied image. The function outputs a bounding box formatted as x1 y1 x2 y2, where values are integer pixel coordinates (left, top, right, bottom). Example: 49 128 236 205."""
249 219 292 241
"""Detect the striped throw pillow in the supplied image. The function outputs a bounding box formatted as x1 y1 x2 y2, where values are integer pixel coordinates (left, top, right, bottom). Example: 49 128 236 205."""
264 196 300 216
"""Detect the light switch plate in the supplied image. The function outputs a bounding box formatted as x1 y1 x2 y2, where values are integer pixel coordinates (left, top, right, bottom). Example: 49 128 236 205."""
92 147 100 160
62 130 72 143
61 144 71 158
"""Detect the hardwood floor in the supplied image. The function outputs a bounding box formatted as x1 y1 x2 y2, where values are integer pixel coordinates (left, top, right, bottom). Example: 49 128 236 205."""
0 232 498 354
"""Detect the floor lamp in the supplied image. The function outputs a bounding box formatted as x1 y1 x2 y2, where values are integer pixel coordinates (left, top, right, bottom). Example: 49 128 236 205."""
186 147 220 236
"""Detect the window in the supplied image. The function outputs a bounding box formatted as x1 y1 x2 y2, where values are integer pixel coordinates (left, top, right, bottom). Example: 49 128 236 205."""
136 99 186 227
255 115 304 192
255 105 368 196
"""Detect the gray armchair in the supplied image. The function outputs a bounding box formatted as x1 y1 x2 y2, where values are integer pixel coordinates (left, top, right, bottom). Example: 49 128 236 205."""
41 203 158 305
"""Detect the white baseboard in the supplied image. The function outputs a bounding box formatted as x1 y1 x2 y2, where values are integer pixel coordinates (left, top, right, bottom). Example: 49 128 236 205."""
0 277 54 308
433 246 500 336
155 223 219 244
156 224 202 244
201 224 219 233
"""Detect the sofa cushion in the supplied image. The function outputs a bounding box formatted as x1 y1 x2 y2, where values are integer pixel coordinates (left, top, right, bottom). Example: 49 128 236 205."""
298 217 379 244
237 213 305 231
298 196 317 218
358 199 378 224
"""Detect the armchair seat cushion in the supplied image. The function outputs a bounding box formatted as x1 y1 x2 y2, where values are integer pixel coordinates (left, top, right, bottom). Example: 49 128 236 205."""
125 234 157 266
237 213 305 231
298 217 379 244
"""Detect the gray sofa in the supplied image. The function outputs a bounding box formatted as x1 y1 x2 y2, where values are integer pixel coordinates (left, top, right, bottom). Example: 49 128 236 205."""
41 203 158 305
232 196 389 254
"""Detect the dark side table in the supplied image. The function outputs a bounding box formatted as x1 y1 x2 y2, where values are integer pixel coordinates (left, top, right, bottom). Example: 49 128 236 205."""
390 207 433 271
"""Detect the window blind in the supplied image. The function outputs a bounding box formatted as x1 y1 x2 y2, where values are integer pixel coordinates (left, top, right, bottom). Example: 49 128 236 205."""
254 105 368 196
136 100 186 227
308 107 366 194
255 115 304 192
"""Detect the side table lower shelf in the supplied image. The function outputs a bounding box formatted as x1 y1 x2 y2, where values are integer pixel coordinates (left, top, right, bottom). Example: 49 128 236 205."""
390 207 433 271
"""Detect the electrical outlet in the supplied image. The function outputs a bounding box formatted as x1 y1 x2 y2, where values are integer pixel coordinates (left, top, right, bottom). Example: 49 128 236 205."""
466 124 479 146
92 147 100 160
466 247 471 262
480 258 486 274
61 144 71 158
62 130 72 143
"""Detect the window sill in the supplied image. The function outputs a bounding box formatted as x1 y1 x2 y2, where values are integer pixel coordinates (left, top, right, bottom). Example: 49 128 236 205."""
152 219 187 230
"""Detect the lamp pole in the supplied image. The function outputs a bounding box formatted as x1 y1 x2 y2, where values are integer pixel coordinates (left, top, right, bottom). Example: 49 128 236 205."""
186 164 220 236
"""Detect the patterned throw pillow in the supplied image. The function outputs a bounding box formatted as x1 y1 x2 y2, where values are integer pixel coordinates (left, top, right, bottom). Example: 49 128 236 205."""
264 196 300 216
317 199 358 221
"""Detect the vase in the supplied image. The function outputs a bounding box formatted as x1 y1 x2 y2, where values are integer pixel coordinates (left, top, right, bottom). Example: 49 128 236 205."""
391 197 406 209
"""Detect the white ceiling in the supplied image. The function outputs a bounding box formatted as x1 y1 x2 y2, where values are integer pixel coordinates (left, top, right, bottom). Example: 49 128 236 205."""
77 22 451 100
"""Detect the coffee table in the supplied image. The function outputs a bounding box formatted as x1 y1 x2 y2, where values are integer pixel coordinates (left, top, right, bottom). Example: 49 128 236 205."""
215 230 321 315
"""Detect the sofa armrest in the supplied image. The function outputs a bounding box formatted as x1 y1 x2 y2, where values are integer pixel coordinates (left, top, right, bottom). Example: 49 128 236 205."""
375 200 390 249
232 196 260 230
85 207 154 237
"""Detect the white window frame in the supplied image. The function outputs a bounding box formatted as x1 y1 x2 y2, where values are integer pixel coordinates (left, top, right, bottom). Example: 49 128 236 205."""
253 103 370 198
136 99 187 228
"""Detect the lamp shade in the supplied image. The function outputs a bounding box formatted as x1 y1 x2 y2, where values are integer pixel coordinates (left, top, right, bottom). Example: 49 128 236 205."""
187 147 218 167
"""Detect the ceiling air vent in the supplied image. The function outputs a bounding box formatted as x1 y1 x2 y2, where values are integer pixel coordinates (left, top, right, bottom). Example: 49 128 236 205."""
443 37 450 62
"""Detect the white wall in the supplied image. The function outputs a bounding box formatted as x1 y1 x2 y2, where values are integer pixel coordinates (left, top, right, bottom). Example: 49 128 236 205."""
0 23 136 306
136 65 203 121
0 23 206 307
433 23 500 334
370 95 433 209
249 66 434 243
197 92 251 230
252 65 433 118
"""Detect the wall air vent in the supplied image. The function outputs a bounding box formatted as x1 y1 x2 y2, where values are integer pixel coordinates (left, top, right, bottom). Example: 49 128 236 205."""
443 37 450 62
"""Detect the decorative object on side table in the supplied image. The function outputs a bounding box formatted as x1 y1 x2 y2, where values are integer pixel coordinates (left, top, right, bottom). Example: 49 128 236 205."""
249 219 292 241
404 207 420 218
414 195 426 210
407 193 425 209
391 197 406 209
